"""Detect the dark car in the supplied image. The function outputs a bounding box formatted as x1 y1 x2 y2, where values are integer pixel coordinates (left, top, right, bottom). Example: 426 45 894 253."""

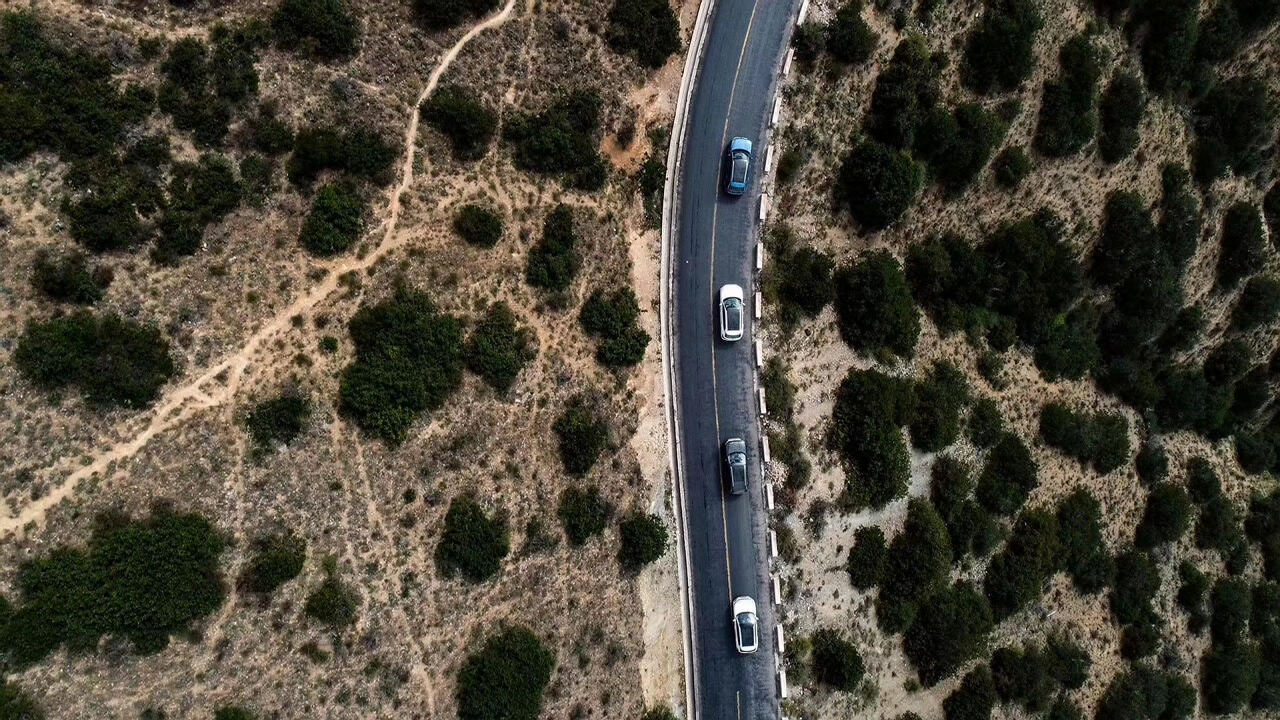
725 137 752 196
724 437 747 495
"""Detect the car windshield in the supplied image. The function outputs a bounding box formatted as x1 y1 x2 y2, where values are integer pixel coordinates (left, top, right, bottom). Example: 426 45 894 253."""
731 153 748 183
730 452 746 465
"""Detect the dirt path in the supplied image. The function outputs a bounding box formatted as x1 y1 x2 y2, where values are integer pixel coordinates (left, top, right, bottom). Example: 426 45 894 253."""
0 0 520 537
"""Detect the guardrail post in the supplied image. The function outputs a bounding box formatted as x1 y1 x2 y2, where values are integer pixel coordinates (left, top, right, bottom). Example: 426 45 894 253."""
782 48 794 77
754 339 763 367
773 575 782 605
769 529 778 558
758 388 768 416
755 241 764 270
754 292 762 320
779 669 789 699
758 194 769 223
797 0 809 24
770 96 782 127
765 483 775 510
776 625 785 656
761 435 771 462
765 143 775 173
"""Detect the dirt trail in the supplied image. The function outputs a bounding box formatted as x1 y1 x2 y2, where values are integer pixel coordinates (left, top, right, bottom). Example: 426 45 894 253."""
0 0 519 537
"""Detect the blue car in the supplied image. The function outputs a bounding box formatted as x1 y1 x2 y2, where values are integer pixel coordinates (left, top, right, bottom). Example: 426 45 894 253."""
725 137 752 196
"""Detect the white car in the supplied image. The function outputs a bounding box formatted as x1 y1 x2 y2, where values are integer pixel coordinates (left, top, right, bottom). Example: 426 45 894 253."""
719 284 744 342
732 596 758 654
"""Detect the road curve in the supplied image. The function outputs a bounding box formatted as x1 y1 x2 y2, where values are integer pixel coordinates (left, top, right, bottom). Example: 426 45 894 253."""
668 0 800 717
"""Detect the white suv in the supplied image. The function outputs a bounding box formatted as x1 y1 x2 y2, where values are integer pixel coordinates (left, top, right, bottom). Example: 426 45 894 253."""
732 596 758 654
719 284 744 342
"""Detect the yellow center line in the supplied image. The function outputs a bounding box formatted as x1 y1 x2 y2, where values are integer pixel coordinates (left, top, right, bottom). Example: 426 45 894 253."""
709 0 763 607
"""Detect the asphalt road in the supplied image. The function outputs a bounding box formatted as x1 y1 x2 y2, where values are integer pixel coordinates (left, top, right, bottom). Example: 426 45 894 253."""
671 0 799 717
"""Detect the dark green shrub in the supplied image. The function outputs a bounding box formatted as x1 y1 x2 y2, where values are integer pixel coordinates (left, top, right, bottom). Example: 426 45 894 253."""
456 626 553 720
557 486 613 546
760 357 796 419
985 210 1084 345
876 499 951 632
299 181 365 255
1202 640 1262 713
1039 402 1130 473
247 106 294 155
1212 577 1253 644
811 628 865 690
0 680 43 720
605 0 681 69
304 572 358 627
238 155 274 207
0 508 224 665
992 146 1031 188
435 495 510 582
1198 495 1246 562
1187 456 1221 503
847 526 887 589
453 204 504 247
154 153 244 263
1159 305 1204 352
503 90 607 190
1034 34 1102 158
1056 489 1113 593
526 205 579 291
777 246 835 320
943 664 996 720
836 139 924 230
1135 482 1193 549
826 1 878 64
791 21 826 64
983 508 1060 619
1044 698 1083 720
1233 276 1280 330
466 302 536 392
1158 164 1200 266
833 250 920 359
14 311 175 408
271 0 358 60
286 126 396 186
554 402 609 476
930 455 974 533
31 249 112 304
1192 74 1276 184
910 361 969 451
1098 72 1146 162
1237 431 1277 473
1096 665 1194 720
867 35 941 149
1196 1 1245 63
1092 190 1158 287
991 645 1053 711
967 397 1004 448
1110 549 1160 626
916 102 1007 194
1266 182 1280 235
579 287 650 368
1136 443 1168 485
1217 202 1268 290
829 368 915 509
338 287 464 444
1045 634 1091 689
421 85 498 161
1033 304 1101 381
242 531 306 594
961 0 1044 94
617 513 667 569
157 38 233 147
975 432 1037 515
904 233 989 335
245 389 311 448
413 0 500 31
1178 562 1210 633
1136 0 1200 95
213 707 255 720
903 581 993 685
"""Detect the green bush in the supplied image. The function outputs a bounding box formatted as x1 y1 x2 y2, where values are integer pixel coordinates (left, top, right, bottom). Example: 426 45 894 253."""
777 245 835 321
247 106 294 155
760 357 796 419
828 368 915 509
304 572 358 627
826 1 878 64
414 0 499 31
0 679 43 719
213 708 255 720
1034 34 1102 158
1135 0 1200 94
1092 190 1158 287
987 210 1084 345
154 153 244 263
605 0 681 69
421 85 498 161
14 311 175 408
31 249 112 304
1233 276 1280 330
961 0 1044 94
1202 640 1262 713
245 389 311 448
833 250 920 359
554 402 609 476
877 499 951 632
271 0 358 60
579 287 650 368
1056 489 1113 593
453 204 504 247
299 181 365 255
1266 182 1280 235
943 664 996 720
0 508 224 665
1197 495 1246 560
916 102 1008 195
967 397 1004 448
868 36 941 148
503 90 607 190
1212 577 1253 644
1193 74 1276 184
1216 202 1268 290
1038 402 1130 473
617 513 667 569
811 628 865 691
286 126 396 186
903 581 993 685
930 455 974 534
1033 304 1101 381
836 139 924 230
1045 634 1091 689
156 38 235 147
557 486 613 546
847 526 887 589
466 302 536 392
1236 431 1276 474
991 645 1053 712
1135 482 1193 549
1178 562 1210 633
436 495 510 582
1187 456 1221 502
983 508 1060 619
910 361 970 451
526 205 579 291
339 287 464 444
975 432 1037 515
1096 665 1195 720
992 146 1031 188
1098 72 1146 162
242 531 306 594
1110 549 1160 626
456 626 554 720
1159 306 1204 352
1158 164 1201 267
1135 443 1168 485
